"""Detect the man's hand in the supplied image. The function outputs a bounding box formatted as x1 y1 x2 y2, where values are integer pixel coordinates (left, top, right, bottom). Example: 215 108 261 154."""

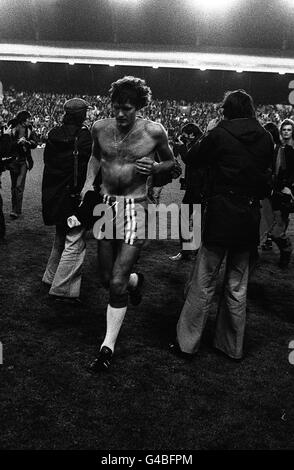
136 156 154 175
3 125 12 136
18 136 28 145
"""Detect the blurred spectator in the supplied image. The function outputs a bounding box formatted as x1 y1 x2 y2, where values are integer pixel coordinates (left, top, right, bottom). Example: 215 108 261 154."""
0 115 13 242
7 110 37 219
169 122 203 261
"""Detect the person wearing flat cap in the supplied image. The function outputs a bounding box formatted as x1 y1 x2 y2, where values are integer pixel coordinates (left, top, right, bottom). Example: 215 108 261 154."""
41 97 92 303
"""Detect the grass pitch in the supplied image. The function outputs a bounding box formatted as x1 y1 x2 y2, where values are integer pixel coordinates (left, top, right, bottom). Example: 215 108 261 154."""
0 150 293 450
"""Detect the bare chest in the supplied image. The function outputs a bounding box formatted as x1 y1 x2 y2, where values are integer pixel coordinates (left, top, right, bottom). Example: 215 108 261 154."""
99 126 156 164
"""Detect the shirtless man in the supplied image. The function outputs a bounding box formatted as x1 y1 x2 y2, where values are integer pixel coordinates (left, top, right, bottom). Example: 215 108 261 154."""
81 76 176 372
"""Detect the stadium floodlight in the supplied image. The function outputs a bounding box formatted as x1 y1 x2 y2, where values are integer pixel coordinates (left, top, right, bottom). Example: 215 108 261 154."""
110 0 141 3
189 0 238 11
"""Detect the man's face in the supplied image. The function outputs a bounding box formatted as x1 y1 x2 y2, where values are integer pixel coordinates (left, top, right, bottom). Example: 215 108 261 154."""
113 100 137 130
281 124 293 141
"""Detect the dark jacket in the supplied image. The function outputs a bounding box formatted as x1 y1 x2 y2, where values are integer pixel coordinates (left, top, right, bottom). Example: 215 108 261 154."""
272 144 294 191
42 123 92 226
271 143 294 211
187 118 274 248
10 124 37 169
174 140 205 204
0 134 13 173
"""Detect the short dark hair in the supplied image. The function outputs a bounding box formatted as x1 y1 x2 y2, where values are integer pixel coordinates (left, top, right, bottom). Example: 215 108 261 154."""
222 89 255 120
181 122 203 139
280 118 294 135
16 110 31 124
264 122 281 145
109 76 152 110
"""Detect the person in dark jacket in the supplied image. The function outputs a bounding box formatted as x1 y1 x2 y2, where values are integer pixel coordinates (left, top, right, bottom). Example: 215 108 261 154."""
8 111 37 219
0 116 13 242
170 89 274 361
42 98 92 303
169 122 203 260
266 119 294 267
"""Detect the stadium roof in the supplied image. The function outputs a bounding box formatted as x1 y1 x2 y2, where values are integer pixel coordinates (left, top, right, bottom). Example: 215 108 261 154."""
1 41 294 75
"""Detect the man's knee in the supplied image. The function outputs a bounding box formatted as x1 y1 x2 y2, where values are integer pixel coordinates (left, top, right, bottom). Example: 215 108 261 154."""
109 275 128 308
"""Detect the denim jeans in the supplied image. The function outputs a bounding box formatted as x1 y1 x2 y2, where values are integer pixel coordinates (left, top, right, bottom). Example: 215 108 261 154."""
177 243 250 359
43 225 86 298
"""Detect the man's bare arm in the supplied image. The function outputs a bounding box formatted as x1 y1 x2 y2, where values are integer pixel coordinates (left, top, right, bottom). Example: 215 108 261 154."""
136 123 176 176
153 124 178 175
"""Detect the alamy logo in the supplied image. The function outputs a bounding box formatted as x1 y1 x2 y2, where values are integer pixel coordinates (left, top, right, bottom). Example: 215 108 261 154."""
288 340 294 365
92 201 202 249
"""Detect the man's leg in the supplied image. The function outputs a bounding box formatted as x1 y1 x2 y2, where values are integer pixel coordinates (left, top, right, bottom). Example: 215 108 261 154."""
97 239 117 289
214 249 250 360
42 225 66 285
271 209 292 267
0 193 5 240
49 226 86 298
176 244 226 354
14 163 27 215
9 169 18 216
100 242 141 353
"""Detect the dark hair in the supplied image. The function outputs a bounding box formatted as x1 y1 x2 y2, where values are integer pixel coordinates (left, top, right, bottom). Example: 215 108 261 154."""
181 122 203 139
63 109 87 126
280 118 294 135
16 110 31 124
109 76 152 110
264 122 281 145
222 89 255 120
7 117 18 128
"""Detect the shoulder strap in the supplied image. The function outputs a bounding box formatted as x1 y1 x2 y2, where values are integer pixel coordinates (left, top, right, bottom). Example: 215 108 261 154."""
73 132 80 190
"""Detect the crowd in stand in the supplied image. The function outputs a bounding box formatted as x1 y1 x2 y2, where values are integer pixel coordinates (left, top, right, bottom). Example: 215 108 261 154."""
1 87 294 143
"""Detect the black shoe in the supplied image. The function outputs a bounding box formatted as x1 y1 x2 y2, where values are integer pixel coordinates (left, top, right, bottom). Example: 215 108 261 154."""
213 347 243 362
168 341 193 360
9 212 20 219
52 296 82 306
87 346 113 373
128 273 144 306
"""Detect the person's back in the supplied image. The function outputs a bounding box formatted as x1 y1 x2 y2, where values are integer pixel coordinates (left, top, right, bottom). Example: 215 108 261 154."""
174 89 274 363
205 117 273 198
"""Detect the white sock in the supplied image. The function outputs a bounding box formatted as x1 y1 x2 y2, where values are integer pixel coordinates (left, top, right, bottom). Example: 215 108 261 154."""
128 272 138 289
100 304 127 353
